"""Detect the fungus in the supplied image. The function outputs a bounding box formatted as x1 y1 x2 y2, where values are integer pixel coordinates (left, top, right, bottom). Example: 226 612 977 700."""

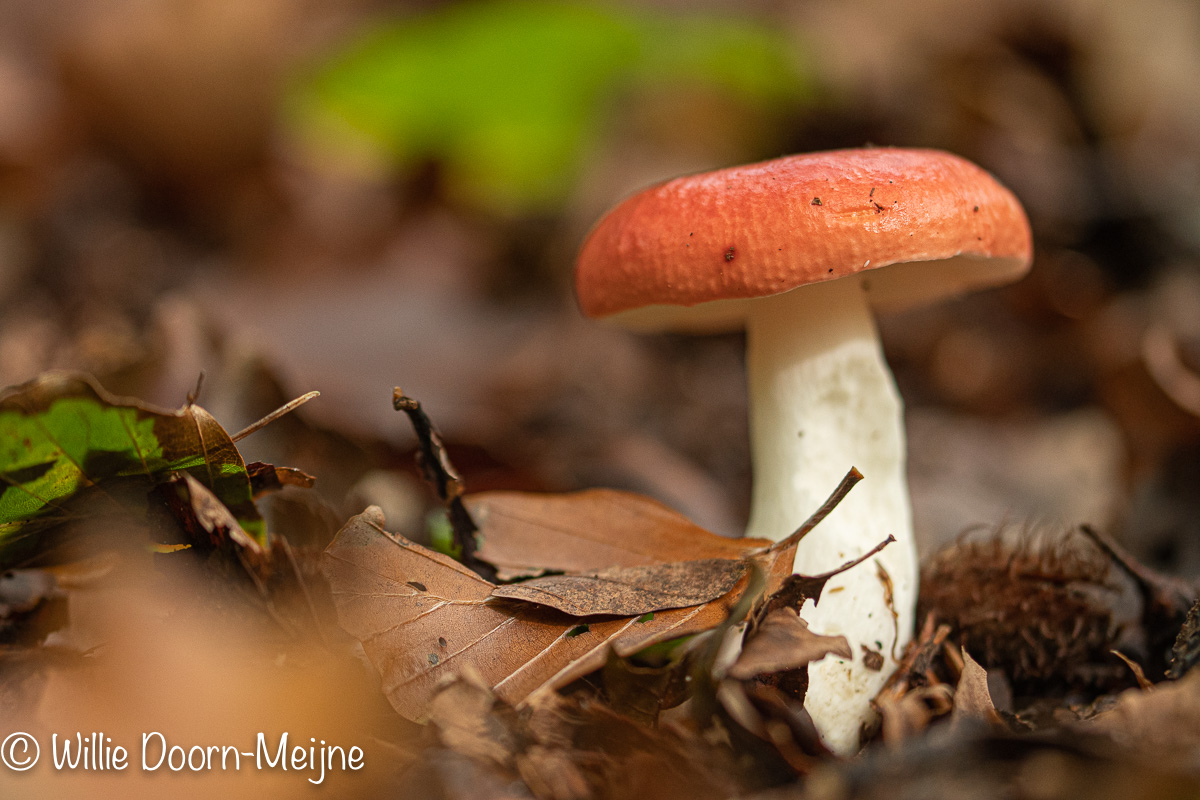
574 147 1032 752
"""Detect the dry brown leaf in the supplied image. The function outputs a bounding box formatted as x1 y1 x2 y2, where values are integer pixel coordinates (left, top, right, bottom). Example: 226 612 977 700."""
878 684 954 745
951 648 1001 728
320 506 798 721
466 489 774 580
423 677 740 800
427 669 518 767
1087 670 1200 760
490 558 748 616
728 608 852 680
1111 649 1154 691
159 472 267 580
245 461 317 497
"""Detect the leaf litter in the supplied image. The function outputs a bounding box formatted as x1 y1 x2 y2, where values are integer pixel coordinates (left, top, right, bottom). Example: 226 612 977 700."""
0 372 319 571
7 378 1200 797
321 503 793 720
322 397 887 722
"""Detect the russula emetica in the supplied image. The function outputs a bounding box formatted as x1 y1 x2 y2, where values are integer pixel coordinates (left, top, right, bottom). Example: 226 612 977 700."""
574 147 1032 752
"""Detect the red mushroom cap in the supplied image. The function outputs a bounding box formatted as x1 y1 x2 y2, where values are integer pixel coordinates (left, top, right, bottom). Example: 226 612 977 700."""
575 148 1032 329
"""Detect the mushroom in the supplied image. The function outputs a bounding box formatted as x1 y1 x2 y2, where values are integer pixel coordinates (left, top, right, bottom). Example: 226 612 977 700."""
574 147 1032 752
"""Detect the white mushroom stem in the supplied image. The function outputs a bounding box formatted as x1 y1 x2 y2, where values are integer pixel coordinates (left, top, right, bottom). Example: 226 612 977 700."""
744 275 917 754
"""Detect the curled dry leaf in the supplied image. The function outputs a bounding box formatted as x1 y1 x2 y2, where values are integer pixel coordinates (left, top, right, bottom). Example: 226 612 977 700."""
489 558 748 617
728 608 851 680
320 506 799 720
160 472 263 556
951 648 1001 729
245 461 317 497
466 488 774 580
1087 670 1200 761
1111 650 1154 691
878 683 955 745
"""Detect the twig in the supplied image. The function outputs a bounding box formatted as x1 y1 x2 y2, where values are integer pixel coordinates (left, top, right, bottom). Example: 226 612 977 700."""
231 391 321 442
762 467 863 554
1078 524 1194 617
802 535 895 583
393 388 495 581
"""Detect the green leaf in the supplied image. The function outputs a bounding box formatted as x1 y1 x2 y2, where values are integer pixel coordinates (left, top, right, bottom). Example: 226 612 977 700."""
288 1 808 214
0 372 266 568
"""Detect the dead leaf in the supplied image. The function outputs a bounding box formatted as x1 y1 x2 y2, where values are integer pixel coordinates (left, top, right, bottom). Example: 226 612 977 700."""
158 472 270 587
1111 650 1154 691
516 745 591 800
599 648 689 726
731 680 831 768
420 667 740 800
1170 598 1200 679
467 488 773 580
320 506 796 720
322 470 870 721
754 533 895 627
878 684 954 745
728 608 851 680
490 558 748 616
245 461 316 497
951 649 1001 728
1087 670 1200 761
427 670 518 767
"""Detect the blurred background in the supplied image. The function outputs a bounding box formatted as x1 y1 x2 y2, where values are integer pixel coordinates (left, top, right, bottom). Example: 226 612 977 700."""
2 0 1199 574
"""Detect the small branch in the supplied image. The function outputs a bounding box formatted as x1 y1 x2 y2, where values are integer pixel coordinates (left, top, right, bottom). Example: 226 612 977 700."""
803 535 895 583
393 388 494 581
231 391 321 442
187 371 206 406
1078 524 1194 617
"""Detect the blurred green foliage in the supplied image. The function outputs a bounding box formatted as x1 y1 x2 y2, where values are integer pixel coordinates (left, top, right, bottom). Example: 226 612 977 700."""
289 1 807 214
0 374 266 568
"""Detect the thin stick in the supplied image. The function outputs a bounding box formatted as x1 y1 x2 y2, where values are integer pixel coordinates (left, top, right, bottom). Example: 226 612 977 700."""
1078 523 1195 615
231 391 320 442
802 535 895 582
392 388 494 581
188 371 206 406
760 467 863 554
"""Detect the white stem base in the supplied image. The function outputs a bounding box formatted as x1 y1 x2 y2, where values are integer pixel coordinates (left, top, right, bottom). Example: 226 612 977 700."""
745 277 916 754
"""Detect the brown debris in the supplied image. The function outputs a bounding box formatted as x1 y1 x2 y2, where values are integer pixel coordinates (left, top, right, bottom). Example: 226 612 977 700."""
729 608 852 680
467 488 772 581
491 558 749 617
951 649 1001 729
394 388 494 580
320 506 797 720
1169 598 1200 679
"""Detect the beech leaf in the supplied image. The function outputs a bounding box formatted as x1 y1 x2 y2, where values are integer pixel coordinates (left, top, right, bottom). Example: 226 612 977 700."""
466 488 775 579
728 608 852 680
320 506 800 720
951 649 1001 728
489 558 748 616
